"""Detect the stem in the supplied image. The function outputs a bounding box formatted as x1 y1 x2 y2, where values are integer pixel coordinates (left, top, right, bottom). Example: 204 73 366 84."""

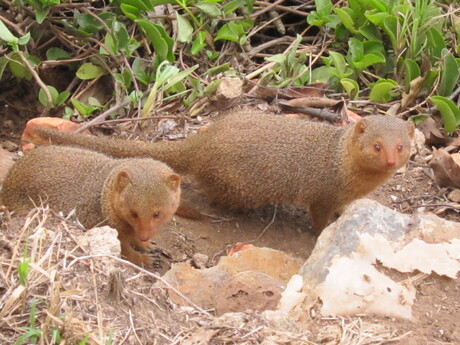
16 50 53 114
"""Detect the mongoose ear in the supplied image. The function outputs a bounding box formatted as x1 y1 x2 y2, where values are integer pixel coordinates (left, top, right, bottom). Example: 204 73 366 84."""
167 174 181 190
354 118 367 134
406 121 415 138
115 170 132 192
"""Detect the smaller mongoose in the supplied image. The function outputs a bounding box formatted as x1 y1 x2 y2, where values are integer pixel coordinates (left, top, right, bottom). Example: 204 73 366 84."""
1 146 181 265
24 113 414 233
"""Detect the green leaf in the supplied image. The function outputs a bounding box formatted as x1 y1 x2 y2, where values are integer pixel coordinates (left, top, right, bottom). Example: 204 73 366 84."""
71 99 98 118
8 53 32 79
356 52 385 70
63 107 73 119
76 13 105 35
136 19 174 62
35 9 49 24
150 0 176 4
203 79 222 96
18 32 31 45
369 0 388 12
205 50 219 60
71 99 87 115
76 63 105 80
403 59 420 91
438 49 459 97
0 19 18 43
88 97 102 107
132 58 151 85
358 22 381 41
112 21 130 53
101 33 117 55
340 78 359 99
224 0 244 15
348 37 364 63
334 8 356 33
364 10 390 26
46 47 71 60
120 3 142 20
160 65 198 91
196 2 221 17
78 334 90 345
408 114 431 125
215 22 244 43
369 78 398 102
38 85 59 107
119 0 152 12
207 63 231 76
329 51 351 77
430 96 460 132
426 27 446 61
310 66 334 83
17 258 30 286
382 16 397 51
191 31 207 55
12 328 41 345
56 91 70 106
114 69 132 89
0 56 8 80
176 12 193 43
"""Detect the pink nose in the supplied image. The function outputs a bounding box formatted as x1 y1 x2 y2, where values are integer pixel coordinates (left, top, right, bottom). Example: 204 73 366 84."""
139 234 150 242
386 160 396 168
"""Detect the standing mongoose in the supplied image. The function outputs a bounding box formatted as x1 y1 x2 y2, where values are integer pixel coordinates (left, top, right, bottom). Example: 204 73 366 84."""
1 146 181 265
24 113 414 233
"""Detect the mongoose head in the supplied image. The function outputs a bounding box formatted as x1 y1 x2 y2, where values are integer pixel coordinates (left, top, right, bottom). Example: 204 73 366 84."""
111 165 181 242
352 116 415 172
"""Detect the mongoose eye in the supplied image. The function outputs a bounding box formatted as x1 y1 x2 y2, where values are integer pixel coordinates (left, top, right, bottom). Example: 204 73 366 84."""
153 211 161 219
130 211 138 219
374 144 381 152
397 144 403 151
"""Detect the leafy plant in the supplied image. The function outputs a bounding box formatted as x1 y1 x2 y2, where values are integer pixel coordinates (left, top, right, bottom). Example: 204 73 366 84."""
71 98 103 118
38 86 70 108
307 0 460 118
430 96 460 133
307 0 338 28
17 258 31 286
265 35 308 87
142 61 198 118
13 299 41 345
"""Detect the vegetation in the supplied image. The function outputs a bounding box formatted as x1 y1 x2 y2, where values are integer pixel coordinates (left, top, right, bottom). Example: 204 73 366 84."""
0 0 459 129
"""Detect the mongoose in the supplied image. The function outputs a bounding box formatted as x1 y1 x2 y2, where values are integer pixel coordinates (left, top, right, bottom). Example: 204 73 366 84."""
1 146 181 265
24 114 414 233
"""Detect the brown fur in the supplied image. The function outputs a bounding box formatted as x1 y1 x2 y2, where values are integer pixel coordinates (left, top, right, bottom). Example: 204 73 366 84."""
31 114 414 233
1 146 181 265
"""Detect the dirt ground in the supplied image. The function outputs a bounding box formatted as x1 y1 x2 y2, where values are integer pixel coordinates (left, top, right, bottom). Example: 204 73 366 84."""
1 98 460 344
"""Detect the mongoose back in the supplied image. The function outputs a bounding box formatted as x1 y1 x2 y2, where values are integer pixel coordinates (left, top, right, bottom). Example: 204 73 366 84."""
1 146 181 265
27 114 414 233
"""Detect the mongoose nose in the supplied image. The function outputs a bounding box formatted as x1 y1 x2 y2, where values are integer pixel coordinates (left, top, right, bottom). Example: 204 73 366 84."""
386 160 396 168
139 235 150 242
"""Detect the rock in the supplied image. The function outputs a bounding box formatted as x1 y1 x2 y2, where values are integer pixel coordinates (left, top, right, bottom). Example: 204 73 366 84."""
215 77 243 100
159 247 302 315
448 189 460 203
191 253 208 269
281 199 460 320
76 226 120 257
260 310 299 333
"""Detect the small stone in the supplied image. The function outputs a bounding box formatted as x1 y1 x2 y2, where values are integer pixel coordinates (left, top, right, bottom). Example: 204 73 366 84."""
448 189 460 203
1 140 18 151
191 253 209 269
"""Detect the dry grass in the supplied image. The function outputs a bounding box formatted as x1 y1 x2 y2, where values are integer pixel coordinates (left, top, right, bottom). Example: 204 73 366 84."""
0 208 407 345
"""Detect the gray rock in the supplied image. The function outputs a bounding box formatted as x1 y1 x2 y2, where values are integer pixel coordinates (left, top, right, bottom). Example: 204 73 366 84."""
281 199 460 320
